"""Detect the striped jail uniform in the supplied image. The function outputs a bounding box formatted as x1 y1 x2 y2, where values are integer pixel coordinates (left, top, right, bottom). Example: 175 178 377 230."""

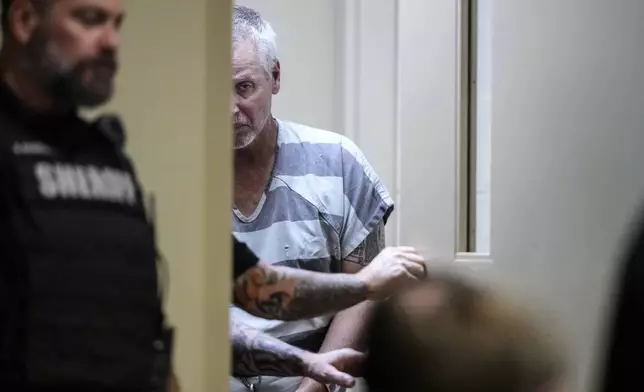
230 119 394 392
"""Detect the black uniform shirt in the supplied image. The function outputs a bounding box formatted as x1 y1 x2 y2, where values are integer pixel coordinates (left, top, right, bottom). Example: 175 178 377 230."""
601 206 644 392
0 81 163 390
233 236 259 280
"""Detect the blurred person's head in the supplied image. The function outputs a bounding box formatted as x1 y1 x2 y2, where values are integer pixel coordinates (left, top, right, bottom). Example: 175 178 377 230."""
1 0 124 109
231 5 280 150
364 273 567 392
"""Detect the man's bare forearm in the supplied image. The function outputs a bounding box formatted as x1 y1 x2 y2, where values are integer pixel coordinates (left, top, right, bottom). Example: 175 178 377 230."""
319 225 385 352
321 223 385 352
318 301 376 352
231 319 312 377
298 222 385 391
233 264 369 321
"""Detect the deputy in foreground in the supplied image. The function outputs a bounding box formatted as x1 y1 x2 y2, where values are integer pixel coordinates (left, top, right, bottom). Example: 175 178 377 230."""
0 0 176 390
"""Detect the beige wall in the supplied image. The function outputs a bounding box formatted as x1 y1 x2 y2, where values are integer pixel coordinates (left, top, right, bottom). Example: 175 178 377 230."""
93 1 233 391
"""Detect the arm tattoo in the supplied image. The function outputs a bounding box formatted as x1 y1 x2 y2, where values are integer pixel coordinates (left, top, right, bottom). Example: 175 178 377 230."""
233 264 369 320
344 220 386 266
231 319 311 377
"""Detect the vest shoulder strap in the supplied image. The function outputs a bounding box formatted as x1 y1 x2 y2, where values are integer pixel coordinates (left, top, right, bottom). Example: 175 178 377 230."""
92 114 127 150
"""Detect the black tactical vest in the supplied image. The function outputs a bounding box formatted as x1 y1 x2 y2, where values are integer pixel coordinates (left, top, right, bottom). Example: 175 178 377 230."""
0 83 167 391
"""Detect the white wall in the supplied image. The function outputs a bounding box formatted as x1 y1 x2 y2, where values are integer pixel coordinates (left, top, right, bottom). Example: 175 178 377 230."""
489 0 644 389
230 0 644 391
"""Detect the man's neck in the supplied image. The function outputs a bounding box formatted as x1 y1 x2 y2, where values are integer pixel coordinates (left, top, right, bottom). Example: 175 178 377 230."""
0 53 65 113
234 118 278 172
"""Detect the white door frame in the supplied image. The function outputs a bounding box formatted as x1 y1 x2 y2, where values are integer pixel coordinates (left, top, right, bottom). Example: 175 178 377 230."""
334 0 491 266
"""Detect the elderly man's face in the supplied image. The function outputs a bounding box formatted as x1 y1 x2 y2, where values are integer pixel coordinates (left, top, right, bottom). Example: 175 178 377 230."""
231 40 280 149
12 0 124 107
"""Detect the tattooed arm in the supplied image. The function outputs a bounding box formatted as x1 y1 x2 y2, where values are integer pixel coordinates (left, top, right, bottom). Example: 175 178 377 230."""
231 319 362 387
233 262 369 321
297 221 386 392
343 221 386 267
232 229 423 321
231 318 312 377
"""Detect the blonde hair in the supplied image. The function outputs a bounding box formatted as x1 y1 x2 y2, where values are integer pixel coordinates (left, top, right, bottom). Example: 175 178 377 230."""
364 274 564 392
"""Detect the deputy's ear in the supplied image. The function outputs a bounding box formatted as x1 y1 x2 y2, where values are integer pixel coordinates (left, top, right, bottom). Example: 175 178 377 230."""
8 0 42 44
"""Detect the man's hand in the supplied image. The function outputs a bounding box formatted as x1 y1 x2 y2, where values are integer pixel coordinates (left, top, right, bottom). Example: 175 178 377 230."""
302 348 365 388
356 246 426 300
232 319 362 385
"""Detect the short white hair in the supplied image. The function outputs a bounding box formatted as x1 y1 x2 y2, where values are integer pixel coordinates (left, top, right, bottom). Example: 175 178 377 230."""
232 5 278 76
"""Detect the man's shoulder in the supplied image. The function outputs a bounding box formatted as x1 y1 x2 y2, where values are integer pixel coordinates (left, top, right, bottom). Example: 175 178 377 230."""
277 119 366 159
274 118 391 207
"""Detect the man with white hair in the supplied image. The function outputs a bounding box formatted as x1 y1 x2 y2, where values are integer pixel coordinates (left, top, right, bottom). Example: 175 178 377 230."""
230 5 396 392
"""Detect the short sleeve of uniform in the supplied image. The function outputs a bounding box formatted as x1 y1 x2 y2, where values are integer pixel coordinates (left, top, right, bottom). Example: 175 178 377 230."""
233 236 259 280
338 138 394 259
